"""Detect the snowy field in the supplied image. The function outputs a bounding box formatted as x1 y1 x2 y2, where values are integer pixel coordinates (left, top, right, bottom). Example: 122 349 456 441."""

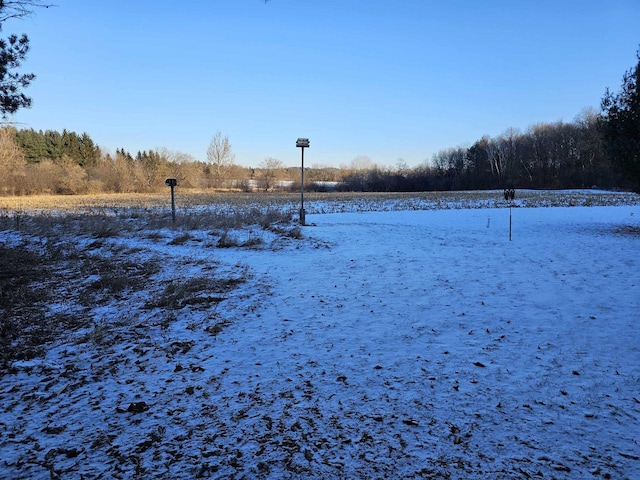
1 191 640 479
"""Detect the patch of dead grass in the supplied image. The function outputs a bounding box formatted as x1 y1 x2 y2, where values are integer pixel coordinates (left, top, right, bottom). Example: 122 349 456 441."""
0 244 86 370
147 276 246 311
614 225 640 237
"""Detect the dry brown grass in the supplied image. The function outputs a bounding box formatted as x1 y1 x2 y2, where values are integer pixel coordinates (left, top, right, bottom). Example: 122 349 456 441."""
146 276 246 311
0 242 86 369
0 191 295 213
0 193 301 371
1 189 638 217
614 225 640 236
0 231 251 371
0 194 297 239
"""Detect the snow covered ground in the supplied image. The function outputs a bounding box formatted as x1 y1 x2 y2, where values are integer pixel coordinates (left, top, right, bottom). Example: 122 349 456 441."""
1 194 640 479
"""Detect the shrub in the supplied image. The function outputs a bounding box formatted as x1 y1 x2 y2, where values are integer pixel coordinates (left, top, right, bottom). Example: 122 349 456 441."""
217 230 239 248
168 232 193 245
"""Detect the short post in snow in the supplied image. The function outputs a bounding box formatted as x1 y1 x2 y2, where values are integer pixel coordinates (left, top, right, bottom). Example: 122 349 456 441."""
296 137 310 226
504 188 516 241
165 178 177 224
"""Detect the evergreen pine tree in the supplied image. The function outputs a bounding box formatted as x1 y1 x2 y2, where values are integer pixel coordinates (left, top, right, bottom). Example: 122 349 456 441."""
0 1 51 118
600 48 640 191
78 132 99 166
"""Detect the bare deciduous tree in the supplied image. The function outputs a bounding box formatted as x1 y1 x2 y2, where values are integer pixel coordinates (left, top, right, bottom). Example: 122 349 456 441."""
0 126 25 194
350 155 373 191
258 157 283 191
206 131 235 188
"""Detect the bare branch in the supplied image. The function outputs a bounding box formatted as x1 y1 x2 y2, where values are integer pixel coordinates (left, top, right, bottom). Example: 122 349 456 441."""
0 1 54 25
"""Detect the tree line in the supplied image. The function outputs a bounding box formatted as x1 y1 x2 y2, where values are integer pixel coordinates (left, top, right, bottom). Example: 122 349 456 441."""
0 127 232 195
352 109 619 193
0 113 629 196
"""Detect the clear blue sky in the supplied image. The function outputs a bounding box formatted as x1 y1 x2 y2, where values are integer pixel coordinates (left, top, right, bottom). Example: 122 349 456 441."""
7 0 640 168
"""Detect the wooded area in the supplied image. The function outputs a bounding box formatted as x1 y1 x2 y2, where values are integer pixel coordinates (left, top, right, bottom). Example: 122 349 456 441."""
0 105 634 196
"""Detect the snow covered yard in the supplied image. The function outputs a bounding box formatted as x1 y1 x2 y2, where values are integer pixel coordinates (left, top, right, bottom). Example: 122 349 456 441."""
1 193 639 479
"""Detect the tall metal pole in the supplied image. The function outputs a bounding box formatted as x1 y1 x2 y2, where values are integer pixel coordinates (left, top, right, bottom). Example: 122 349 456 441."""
295 138 309 225
300 146 305 226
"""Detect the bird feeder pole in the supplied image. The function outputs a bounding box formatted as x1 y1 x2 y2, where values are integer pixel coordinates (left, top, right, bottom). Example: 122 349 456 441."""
296 138 310 225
